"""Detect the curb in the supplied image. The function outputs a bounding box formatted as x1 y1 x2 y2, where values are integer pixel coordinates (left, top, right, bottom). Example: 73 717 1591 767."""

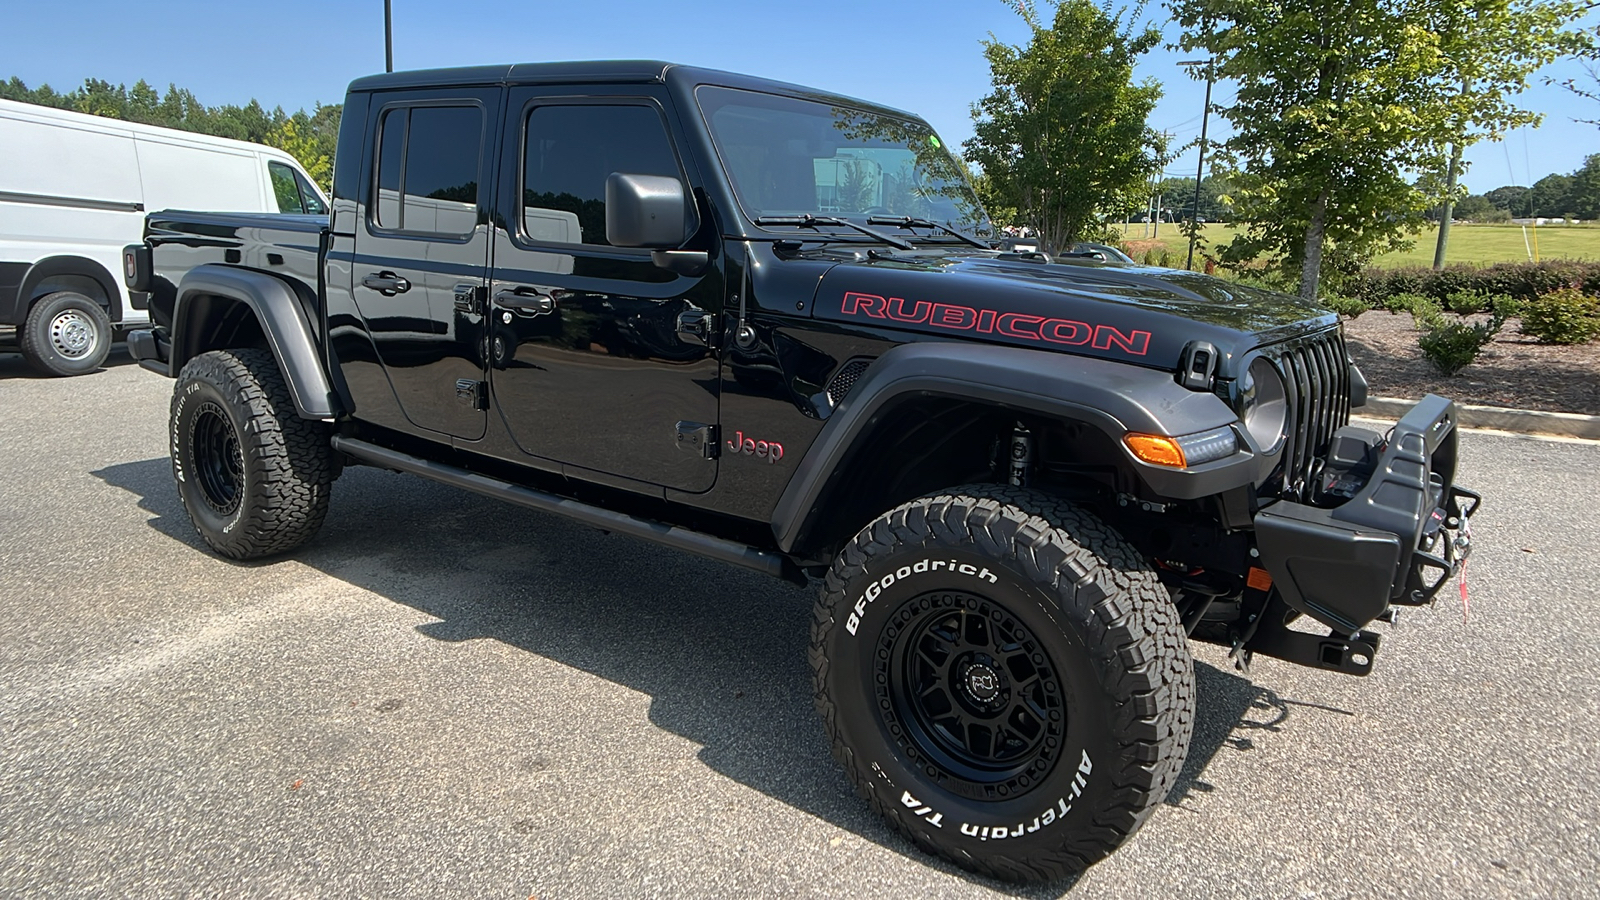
1360 396 1600 440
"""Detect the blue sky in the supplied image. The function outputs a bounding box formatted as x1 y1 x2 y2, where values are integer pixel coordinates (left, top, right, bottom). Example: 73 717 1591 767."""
6 0 1596 194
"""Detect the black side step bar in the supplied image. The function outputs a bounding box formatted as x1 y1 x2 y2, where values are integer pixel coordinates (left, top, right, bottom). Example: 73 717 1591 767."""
330 436 807 585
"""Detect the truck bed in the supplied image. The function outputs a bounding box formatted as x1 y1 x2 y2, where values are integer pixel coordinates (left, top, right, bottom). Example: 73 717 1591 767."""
143 210 327 332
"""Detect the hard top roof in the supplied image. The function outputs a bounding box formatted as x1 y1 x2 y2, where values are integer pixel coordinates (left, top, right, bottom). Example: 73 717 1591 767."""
346 60 920 122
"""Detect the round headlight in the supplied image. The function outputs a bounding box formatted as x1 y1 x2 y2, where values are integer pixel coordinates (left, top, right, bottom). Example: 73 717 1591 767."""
1239 357 1288 452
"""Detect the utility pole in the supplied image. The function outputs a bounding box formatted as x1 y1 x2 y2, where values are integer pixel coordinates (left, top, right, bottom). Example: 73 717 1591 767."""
384 0 394 73
1179 60 1215 271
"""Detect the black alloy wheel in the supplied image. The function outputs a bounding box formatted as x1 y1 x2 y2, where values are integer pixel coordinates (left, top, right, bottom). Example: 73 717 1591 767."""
189 401 244 516
882 591 1065 797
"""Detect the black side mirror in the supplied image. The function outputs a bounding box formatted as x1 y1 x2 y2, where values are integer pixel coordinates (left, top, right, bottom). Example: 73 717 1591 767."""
605 173 696 248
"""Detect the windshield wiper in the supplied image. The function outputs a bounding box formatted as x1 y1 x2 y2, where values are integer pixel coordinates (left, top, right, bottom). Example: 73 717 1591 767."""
753 215 915 251
866 215 991 250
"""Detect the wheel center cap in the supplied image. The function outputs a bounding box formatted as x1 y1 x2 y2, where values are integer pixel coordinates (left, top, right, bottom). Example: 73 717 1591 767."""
963 663 1001 702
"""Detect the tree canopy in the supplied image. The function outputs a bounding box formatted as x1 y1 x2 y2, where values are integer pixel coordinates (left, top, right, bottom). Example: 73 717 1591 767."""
964 0 1165 249
2 76 340 192
1169 0 1585 298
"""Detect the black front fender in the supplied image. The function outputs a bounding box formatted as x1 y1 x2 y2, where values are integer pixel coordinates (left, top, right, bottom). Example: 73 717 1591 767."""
170 265 338 420
770 342 1253 554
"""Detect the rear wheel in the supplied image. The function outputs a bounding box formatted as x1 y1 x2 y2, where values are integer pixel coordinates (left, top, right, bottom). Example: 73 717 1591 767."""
19 291 112 376
811 485 1194 882
170 348 336 559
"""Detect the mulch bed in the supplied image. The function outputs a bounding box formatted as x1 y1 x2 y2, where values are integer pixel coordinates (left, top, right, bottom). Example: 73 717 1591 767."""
1341 311 1600 416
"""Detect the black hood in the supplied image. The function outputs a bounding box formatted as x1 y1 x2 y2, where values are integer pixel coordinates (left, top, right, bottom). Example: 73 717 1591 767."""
797 250 1336 377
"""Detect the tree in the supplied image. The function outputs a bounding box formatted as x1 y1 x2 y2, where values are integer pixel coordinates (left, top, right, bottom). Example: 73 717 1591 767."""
964 0 1165 250
1569 154 1600 219
1529 172 1576 216
1450 194 1497 221
1485 184 1531 213
1170 0 1585 298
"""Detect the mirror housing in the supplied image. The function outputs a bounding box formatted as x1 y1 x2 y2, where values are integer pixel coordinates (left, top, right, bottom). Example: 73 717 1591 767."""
606 173 696 249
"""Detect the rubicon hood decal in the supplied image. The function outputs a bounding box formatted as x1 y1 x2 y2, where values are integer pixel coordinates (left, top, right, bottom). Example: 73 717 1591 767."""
841 291 1150 356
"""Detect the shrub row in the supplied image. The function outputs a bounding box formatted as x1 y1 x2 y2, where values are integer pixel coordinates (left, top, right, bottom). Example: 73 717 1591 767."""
1344 260 1600 306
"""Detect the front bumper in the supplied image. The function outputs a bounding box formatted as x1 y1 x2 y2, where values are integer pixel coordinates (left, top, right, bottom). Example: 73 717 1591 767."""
1253 394 1479 636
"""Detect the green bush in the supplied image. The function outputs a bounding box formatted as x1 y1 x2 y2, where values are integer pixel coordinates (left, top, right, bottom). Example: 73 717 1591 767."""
1418 318 1502 376
1444 290 1488 314
1519 289 1600 344
1346 260 1600 307
1410 297 1447 331
1321 293 1370 318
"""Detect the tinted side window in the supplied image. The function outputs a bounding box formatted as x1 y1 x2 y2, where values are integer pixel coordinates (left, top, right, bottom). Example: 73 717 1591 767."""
295 170 327 215
374 108 405 228
269 161 304 213
372 104 482 235
522 105 681 246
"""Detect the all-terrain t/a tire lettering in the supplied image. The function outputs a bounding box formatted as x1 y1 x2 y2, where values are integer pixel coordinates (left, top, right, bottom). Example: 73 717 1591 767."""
170 348 336 559
811 485 1195 882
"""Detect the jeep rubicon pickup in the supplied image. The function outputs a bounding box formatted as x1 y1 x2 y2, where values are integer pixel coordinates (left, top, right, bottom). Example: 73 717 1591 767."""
123 61 1478 882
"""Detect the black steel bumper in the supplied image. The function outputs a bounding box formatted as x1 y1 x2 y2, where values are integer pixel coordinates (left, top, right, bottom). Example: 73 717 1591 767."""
1253 394 1479 637
126 327 172 377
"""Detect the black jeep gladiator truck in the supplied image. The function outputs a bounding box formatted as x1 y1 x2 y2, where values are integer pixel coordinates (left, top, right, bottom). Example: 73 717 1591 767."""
122 61 1478 881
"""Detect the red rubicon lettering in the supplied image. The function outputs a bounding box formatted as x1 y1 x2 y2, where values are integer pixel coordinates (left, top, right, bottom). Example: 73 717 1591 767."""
1092 325 1151 355
931 303 977 329
996 312 1044 339
836 292 1153 357
1041 318 1092 345
842 292 887 316
885 297 931 323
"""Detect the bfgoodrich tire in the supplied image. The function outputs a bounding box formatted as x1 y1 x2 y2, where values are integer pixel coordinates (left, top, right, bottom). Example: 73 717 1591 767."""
19 291 112 376
170 348 335 559
810 485 1194 882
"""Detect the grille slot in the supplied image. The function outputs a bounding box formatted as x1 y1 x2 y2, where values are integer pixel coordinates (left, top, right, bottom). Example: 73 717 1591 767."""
1266 330 1350 499
826 358 873 407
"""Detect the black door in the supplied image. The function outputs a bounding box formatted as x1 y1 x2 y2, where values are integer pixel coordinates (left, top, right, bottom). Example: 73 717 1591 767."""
487 90 721 493
352 89 498 440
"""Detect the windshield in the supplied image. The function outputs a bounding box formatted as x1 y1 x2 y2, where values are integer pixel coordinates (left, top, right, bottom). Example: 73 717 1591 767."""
696 86 990 237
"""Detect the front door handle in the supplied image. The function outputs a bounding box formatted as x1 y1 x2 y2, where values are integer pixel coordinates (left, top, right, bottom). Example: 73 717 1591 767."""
494 287 555 315
361 271 411 295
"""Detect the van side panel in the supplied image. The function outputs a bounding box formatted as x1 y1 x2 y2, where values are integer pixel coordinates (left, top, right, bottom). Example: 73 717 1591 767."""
134 137 264 212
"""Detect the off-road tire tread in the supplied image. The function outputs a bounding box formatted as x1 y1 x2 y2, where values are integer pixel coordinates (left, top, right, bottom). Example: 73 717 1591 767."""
172 348 334 559
809 484 1194 883
19 291 112 376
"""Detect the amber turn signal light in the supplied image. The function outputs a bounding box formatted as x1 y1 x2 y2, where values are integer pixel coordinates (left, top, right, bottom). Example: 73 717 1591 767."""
1124 433 1186 468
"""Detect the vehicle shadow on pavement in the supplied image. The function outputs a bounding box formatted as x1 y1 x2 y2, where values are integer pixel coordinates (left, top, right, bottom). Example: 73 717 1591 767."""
93 457 1331 897
0 346 138 379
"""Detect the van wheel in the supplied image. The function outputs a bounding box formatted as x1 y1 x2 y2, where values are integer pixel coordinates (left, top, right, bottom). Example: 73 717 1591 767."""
20 291 112 376
170 348 336 559
810 485 1194 882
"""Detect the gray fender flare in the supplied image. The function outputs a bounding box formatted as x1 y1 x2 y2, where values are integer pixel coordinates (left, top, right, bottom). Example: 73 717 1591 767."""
770 341 1251 554
170 265 338 419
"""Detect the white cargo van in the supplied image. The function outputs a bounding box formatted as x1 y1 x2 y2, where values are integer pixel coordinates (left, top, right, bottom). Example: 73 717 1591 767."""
0 99 328 375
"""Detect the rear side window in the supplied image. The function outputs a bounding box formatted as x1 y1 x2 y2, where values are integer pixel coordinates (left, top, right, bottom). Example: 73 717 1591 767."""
269 161 304 213
521 104 681 246
294 170 327 215
372 104 483 235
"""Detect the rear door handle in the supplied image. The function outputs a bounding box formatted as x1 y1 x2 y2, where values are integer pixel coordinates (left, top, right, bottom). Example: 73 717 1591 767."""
494 287 555 315
361 271 411 295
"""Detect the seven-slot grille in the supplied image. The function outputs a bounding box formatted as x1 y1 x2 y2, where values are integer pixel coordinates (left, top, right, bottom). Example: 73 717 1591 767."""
1264 329 1352 500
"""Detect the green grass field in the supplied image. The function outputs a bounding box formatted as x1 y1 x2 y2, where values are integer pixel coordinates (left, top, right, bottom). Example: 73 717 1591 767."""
1112 222 1600 269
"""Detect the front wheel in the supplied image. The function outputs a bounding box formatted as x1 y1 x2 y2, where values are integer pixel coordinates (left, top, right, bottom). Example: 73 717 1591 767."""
810 485 1194 882
170 348 336 559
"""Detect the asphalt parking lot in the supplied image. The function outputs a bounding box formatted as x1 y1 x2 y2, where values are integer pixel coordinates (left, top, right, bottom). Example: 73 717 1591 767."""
2 349 1597 899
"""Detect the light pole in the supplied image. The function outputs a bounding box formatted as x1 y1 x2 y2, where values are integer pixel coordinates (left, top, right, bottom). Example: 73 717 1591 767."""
1178 59 1215 271
384 0 394 73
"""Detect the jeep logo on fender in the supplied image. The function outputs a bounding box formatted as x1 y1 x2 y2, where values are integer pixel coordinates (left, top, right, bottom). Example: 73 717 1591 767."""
840 292 1151 356
727 430 784 463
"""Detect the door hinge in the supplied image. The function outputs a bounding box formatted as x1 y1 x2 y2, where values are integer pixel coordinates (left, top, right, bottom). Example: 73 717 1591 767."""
456 379 487 410
675 421 719 459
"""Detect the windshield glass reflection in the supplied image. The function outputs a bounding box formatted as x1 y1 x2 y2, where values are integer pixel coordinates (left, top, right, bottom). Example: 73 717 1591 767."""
696 86 990 236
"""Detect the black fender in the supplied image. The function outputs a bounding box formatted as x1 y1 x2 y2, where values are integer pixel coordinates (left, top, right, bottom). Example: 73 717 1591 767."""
169 264 339 419
8 255 123 326
770 341 1255 554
